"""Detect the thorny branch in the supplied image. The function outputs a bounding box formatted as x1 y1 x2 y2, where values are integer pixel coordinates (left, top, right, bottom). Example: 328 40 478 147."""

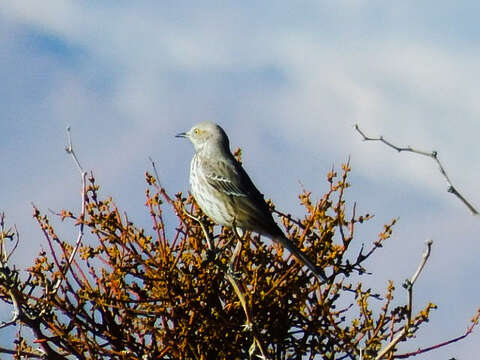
375 240 433 360
354 124 478 215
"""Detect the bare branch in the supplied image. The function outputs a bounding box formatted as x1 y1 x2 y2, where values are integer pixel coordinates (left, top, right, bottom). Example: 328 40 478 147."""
395 307 480 358
0 215 20 264
409 239 433 287
50 126 88 295
406 239 433 325
65 125 84 174
0 215 21 329
6 225 20 263
375 240 433 360
354 124 478 215
0 213 7 264
0 289 20 329
148 156 162 188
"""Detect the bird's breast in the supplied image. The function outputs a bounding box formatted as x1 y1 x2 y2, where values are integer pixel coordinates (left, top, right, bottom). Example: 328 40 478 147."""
190 155 235 227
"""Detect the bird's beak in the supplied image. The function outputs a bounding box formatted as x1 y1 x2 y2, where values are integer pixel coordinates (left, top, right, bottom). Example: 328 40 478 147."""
175 131 187 138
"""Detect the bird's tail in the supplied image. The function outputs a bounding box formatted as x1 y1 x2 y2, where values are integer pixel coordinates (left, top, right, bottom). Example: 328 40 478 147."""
273 235 326 283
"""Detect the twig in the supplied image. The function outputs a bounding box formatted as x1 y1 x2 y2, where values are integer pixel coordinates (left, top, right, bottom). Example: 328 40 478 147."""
148 157 176 206
0 217 22 328
0 215 20 264
0 346 44 358
395 307 480 358
409 240 432 285
183 210 214 251
0 214 8 264
50 126 88 295
0 288 20 329
354 124 478 215
6 225 20 263
375 240 433 360
65 126 84 174
148 156 161 187
406 239 433 324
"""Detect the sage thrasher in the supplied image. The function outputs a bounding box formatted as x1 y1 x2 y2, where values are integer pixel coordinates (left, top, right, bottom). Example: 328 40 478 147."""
176 122 325 282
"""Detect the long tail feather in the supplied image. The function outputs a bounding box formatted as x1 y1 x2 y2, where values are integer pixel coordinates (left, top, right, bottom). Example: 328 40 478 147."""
273 235 326 283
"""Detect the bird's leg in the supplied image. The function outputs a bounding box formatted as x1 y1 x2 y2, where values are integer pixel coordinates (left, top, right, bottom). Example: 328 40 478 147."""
231 220 243 242
227 219 243 278
224 223 268 358
228 240 243 275
217 216 243 250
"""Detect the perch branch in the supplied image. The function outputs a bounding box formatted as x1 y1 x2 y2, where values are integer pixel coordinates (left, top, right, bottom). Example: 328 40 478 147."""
354 124 478 215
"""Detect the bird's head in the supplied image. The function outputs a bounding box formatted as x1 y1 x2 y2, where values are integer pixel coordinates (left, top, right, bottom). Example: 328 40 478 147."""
176 122 230 153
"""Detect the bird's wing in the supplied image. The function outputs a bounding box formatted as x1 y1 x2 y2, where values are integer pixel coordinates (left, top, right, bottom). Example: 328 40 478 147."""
201 154 280 235
201 156 263 199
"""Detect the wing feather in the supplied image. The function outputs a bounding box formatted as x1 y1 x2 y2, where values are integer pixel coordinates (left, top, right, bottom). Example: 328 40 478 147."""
199 154 281 235
202 157 260 199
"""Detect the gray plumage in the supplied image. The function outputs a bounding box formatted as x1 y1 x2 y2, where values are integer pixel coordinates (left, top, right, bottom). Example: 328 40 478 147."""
177 122 325 282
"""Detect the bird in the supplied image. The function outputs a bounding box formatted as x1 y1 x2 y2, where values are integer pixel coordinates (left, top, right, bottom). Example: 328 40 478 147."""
176 121 325 282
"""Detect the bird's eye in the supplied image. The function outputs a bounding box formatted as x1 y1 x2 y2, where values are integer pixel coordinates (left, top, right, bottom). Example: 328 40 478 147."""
193 128 200 135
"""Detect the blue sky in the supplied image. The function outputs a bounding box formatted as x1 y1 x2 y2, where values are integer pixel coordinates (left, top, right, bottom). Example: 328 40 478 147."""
1 2 479 358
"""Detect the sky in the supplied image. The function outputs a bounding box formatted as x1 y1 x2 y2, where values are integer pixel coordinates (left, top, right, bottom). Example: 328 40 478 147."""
0 1 479 358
